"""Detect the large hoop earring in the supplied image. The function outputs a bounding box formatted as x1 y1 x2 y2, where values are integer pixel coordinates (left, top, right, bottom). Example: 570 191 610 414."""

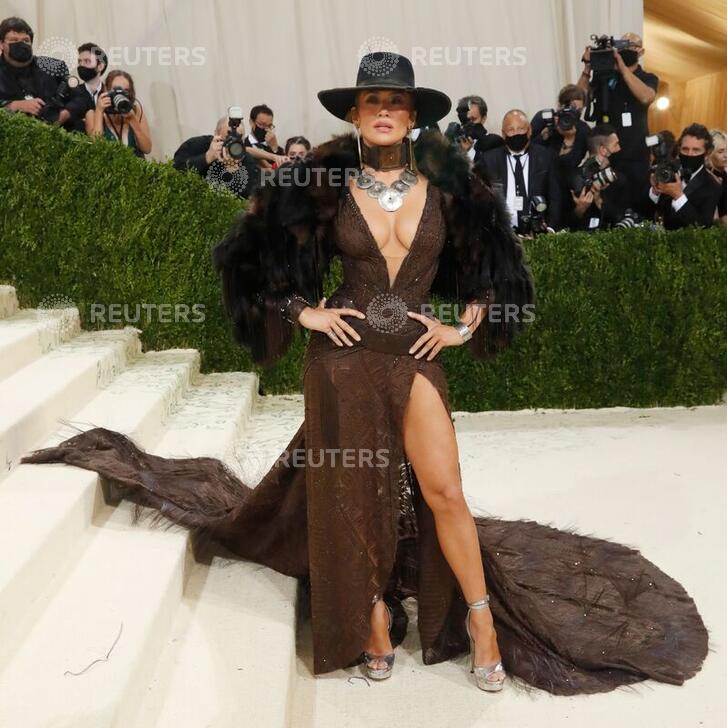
354 124 364 169
407 126 418 174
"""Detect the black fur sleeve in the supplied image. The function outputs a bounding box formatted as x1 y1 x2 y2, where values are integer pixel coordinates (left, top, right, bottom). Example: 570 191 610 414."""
211 159 330 367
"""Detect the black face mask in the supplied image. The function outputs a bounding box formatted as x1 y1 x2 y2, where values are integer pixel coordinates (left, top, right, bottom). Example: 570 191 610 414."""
8 40 33 64
607 149 621 165
505 133 529 153
252 125 268 143
679 153 705 173
77 65 98 82
619 49 639 67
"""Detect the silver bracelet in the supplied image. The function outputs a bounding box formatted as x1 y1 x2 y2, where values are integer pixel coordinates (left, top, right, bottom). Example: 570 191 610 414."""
454 321 472 342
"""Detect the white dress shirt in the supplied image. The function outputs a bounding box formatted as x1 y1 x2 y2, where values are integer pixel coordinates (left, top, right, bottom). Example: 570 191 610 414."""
506 151 529 228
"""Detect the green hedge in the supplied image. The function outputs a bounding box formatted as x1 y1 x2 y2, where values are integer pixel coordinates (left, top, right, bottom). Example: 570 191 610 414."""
1 111 726 409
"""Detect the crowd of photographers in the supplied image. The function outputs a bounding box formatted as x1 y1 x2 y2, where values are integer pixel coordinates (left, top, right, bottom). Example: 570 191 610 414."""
2 15 726 235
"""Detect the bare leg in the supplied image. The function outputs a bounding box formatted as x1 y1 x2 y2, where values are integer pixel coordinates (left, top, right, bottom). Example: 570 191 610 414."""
400 372 502 675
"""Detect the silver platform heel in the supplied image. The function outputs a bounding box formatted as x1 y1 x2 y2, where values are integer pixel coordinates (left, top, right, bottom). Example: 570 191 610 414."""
465 596 506 692
362 602 395 680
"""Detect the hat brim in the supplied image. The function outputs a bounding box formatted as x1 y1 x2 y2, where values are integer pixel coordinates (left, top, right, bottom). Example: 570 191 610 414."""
317 85 451 128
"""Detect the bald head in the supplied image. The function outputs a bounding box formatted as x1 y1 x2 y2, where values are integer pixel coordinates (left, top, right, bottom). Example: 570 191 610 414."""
621 32 643 47
215 115 229 136
502 109 530 136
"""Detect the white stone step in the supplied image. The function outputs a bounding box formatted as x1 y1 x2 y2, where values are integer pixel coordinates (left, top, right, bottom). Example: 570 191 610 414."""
129 393 304 728
0 285 19 319
0 328 141 477
0 372 259 728
0 307 81 382
0 350 201 666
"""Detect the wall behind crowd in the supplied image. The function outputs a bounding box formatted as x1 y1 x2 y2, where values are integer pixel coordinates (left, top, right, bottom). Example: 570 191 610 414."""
6 0 642 160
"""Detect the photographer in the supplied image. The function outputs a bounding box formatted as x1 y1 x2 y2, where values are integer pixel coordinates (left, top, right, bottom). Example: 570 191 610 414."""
85 70 151 157
647 123 721 230
568 124 630 231
450 95 503 163
0 16 82 128
246 103 284 161
531 85 589 164
531 84 590 225
174 113 287 174
480 109 562 233
64 42 108 134
577 33 658 214
173 113 262 199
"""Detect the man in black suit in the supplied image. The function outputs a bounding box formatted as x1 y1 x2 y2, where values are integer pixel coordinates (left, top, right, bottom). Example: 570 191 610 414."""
456 95 503 164
64 42 108 134
0 16 80 127
480 109 562 233
647 124 721 229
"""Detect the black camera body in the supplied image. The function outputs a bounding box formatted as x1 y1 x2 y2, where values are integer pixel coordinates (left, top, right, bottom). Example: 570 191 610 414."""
589 34 630 74
541 106 580 134
520 195 549 235
223 106 246 161
646 133 681 184
37 74 80 123
106 87 133 115
573 155 617 196
444 120 483 146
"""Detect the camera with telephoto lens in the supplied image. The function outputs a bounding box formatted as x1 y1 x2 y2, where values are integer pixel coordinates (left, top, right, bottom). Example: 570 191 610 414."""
223 105 246 160
572 155 617 196
614 208 643 229
588 34 630 74
37 73 80 123
519 195 549 235
105 86 133 115
646 132 681 185
541 106 580 134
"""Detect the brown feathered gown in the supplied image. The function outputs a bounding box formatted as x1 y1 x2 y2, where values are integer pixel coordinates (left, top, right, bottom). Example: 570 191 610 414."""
21 168 709 696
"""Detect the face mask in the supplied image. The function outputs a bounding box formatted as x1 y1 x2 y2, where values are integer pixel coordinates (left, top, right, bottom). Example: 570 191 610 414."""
77 65 98 82
607 149 621 164
505 133 529 152
252 125 268 143
619 49 639 67
8 40 33 63
679 153 704 173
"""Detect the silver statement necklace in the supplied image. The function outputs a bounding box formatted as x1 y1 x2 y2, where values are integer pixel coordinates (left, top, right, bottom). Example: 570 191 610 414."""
355 167 419 212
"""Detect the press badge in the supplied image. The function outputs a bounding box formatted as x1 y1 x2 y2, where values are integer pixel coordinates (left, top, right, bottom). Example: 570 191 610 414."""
513 196 524 211
588 217 600 229
621 112 632 127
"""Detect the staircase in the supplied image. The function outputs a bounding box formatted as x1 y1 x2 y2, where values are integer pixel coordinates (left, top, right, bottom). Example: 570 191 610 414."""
0 285 304 728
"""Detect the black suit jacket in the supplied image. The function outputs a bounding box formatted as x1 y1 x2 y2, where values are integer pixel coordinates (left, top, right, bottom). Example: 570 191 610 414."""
0 54 82 127
649 167 721 230
479 143 563 230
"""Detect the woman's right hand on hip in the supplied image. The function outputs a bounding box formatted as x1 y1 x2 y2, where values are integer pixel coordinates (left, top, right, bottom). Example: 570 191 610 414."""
299 297 365 346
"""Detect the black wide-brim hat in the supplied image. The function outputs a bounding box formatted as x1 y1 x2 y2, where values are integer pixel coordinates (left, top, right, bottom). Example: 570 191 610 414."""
317 52 451 128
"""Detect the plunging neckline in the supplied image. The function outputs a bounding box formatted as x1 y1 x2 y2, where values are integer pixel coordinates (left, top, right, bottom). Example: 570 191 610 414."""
347 181 431 291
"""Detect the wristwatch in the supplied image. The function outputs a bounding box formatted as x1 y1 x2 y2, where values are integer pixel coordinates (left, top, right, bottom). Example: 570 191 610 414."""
454 321 472 342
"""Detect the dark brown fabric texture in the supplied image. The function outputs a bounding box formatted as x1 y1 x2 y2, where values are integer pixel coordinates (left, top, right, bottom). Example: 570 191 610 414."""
21 184 709 694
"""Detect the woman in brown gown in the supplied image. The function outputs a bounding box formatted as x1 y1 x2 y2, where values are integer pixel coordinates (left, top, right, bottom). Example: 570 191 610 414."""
21 54 709 695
